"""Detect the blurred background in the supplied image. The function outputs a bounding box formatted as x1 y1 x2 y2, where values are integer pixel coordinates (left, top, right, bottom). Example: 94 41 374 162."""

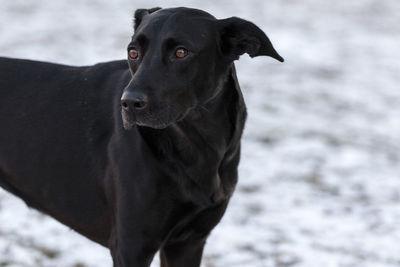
0 0 399 266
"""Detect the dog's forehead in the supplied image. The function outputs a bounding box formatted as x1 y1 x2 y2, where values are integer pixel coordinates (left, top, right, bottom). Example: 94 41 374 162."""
137 8 218 40
153 8 216 23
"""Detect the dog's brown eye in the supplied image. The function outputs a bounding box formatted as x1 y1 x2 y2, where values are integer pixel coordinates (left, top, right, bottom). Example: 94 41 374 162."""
128 48 139 59
175 48 188 58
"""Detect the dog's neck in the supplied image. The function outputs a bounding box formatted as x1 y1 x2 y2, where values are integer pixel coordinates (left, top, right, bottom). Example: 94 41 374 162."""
138 65 246 206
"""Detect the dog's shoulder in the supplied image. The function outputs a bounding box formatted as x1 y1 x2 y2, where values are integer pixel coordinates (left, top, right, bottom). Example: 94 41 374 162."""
80 60 130 97
84 59 128 72
81 60 129 79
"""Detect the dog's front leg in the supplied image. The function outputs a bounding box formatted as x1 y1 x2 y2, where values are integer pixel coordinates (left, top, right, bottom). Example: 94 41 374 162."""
159 201 229 267
108 211 162 267
109 233 158 267
159 238 206 267
106 177 164 266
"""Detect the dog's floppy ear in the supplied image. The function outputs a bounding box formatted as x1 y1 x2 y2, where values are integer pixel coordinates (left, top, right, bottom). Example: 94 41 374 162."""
219 17 284 62
134 7 162 30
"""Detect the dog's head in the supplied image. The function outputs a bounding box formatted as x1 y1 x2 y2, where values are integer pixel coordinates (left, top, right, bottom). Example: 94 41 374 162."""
121 7 283 130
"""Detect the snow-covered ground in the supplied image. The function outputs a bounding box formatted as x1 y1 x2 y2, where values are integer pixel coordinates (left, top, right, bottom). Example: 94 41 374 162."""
1 0 400 266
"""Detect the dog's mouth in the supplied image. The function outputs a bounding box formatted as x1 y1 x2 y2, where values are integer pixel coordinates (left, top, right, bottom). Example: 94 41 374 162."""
121 103 189 130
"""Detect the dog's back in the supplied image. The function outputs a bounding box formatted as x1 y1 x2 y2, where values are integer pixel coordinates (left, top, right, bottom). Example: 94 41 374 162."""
0 57 129 244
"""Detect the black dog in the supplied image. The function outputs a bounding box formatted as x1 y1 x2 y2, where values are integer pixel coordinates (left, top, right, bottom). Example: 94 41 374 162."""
0 7 283 267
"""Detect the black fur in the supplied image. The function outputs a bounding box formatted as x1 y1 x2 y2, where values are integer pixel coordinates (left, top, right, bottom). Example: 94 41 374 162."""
0 7 283 267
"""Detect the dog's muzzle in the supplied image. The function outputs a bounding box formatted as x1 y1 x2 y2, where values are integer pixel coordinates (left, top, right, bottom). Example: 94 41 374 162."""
121 91 179 130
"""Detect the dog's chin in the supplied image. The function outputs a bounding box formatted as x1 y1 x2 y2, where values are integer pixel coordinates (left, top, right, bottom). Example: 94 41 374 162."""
135 121 170 129
121 109 186 130
121 110 135 130
123 121 169 130
122 119 134 130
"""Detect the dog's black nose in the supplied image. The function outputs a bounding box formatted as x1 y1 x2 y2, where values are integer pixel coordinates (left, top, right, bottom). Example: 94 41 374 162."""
121 91 148 111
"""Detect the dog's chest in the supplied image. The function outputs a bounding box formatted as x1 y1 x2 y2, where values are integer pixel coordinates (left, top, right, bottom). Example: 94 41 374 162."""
160 124 231 206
